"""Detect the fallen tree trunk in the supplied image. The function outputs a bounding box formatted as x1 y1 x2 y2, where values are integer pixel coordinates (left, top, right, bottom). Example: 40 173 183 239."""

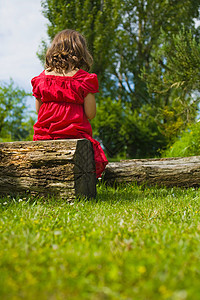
104 156 200 187
0 139 96 200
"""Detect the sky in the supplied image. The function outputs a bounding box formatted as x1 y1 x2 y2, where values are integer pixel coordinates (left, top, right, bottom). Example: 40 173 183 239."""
0 0 48 111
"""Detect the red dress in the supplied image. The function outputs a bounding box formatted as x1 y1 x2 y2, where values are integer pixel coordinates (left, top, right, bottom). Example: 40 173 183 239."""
31 69 108 178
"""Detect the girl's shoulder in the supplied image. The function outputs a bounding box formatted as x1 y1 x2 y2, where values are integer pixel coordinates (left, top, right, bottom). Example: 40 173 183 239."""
78 70 99 97
31 70 46 84
31 69 99 100
69 69 98 83
31 69 99 97
31 69 97 81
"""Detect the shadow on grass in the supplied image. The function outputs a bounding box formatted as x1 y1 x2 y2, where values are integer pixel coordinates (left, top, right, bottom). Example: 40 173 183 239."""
1 181 200 211
94 181 200 204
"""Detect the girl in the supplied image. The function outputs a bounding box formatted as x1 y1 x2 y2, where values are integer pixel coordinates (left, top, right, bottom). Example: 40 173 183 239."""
31 29 108 178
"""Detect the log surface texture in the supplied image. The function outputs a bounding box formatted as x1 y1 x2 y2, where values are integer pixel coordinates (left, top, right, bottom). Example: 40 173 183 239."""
0 139 96 199
104 156 200 187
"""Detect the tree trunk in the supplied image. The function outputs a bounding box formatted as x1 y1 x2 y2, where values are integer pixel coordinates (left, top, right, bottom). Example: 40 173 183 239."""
104 156 200 187
0 139 96 200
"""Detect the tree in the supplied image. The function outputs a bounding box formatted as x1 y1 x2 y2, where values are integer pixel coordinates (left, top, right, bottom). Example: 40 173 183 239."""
39 0 200 158
0 80 34 141
144 29 200 96
110 0 200 153
142 28 200 145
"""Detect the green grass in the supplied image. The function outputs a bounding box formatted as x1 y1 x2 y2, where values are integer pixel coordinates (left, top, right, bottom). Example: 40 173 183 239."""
0 184 200 300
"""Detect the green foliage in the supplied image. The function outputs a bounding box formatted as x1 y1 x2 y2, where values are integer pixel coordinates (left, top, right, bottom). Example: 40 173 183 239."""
92 98 166 158
92 97 127 157
163 121 200 157
0 184 200 299
113 0 200 105
0 80 35 142
124 104 167 158
145 29 200 95
142 28 200 146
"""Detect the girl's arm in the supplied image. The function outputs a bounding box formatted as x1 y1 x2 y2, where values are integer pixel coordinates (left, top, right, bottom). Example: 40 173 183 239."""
35 98 43 114
84 93 96 120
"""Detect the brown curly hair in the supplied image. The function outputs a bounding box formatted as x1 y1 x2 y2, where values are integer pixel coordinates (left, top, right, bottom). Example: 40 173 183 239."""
45 29 93 73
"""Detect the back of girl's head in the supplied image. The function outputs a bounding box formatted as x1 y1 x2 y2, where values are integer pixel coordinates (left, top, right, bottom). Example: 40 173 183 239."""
45 29 93 73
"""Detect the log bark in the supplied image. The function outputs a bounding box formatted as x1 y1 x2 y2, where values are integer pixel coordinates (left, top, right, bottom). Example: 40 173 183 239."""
104 156 200 187
0 139 96 200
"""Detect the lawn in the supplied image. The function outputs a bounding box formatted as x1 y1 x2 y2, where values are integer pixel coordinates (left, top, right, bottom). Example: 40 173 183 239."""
0 183 200 300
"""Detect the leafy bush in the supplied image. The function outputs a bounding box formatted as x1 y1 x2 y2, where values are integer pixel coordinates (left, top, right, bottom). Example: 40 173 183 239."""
163 121 200 157
92 97 166 159
0 80 34 142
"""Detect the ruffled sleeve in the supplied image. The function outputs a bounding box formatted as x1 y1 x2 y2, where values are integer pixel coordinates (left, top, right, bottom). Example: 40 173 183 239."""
31 76 42 99
81 73 99 98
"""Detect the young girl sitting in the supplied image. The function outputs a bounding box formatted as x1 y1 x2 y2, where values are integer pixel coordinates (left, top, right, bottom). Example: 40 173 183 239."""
31 29 108 178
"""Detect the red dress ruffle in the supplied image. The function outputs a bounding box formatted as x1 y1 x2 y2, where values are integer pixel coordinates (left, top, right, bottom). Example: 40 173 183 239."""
31 69 108 178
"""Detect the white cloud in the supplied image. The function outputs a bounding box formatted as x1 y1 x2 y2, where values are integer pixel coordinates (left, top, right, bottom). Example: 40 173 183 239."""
0 0 49 110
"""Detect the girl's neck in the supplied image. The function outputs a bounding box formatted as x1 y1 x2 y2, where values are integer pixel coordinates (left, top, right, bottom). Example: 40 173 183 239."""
45 68 79 77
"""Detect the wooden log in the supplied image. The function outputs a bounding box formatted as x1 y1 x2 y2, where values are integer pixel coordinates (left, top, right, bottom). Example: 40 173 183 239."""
104 156 200 187
0 139 96 200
